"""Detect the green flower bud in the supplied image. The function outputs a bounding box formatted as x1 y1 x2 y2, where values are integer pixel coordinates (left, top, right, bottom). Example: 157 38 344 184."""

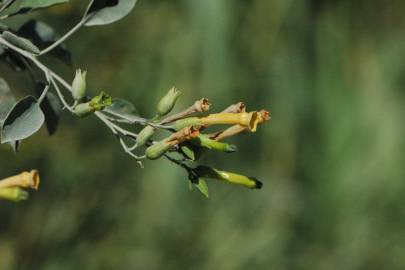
145 141 172 160
156 87 181 116
71 69 87 101
193 134 237 153
195 166 262 189
137 125 156 147
73 102 94 118
73 91 112 117
173 117 201 130
0 187 29 202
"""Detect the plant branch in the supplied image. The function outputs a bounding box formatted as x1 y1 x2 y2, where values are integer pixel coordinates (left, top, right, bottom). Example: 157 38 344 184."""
39 19 86 56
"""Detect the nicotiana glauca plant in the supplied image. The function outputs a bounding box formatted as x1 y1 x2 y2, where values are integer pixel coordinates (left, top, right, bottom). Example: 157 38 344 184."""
0 0 270 200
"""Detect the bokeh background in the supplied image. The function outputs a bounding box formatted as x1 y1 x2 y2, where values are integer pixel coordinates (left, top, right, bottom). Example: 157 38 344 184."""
1 0 405 269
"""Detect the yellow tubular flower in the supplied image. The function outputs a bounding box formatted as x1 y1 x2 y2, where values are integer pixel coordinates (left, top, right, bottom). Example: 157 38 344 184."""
174 112 260 131
0 170 40 190
200 112 259 132
211 110 271 141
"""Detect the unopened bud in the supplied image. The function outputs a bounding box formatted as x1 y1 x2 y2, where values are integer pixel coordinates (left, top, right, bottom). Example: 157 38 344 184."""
71 69 87 101
73 91 112 117
193 135 237 153
145 141 171 160
195 166 262 189
157 87 181 116
137 126 156 147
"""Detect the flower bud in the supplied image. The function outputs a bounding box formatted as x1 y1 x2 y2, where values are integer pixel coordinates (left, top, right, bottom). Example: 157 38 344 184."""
73 102 93 117
193 135 237 153
156 87 181 116
137 126 156 147
173 117 202 130
71 69 87 101
145 141 172 160
195 166 262 189
73 91 112 117
0 187 29 202
0 170 40 190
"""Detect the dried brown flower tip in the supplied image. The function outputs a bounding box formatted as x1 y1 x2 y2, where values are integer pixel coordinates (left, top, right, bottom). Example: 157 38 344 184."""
194 98 211 113
258 110 270 123
221 102 246 113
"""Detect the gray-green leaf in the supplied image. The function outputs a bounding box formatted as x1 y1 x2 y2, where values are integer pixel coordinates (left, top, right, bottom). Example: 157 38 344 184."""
1 96 45 143
104 98 143 123
84 0 137 27
2 31 40 54
109 98 138 115
19 0 68 10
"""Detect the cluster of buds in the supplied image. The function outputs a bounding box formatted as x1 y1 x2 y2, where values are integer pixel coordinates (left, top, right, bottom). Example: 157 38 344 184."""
0 170 40 202
135 87 270 196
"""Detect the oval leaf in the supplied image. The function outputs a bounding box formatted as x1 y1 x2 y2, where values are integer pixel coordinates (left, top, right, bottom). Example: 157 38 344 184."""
1 96 45 143
19 0 68 10
109 98 137 114
84 0 137 26
2 31 40 54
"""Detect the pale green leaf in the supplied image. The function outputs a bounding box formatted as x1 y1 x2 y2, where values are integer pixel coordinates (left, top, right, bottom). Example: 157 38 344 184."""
84 0 137 26
1 96 45 143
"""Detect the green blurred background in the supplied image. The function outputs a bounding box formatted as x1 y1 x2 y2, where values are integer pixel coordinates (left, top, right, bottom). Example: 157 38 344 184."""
2 0 405 269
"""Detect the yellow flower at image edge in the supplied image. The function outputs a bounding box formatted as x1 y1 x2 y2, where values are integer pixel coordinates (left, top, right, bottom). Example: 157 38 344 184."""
0 170 40 190
0 170 40 202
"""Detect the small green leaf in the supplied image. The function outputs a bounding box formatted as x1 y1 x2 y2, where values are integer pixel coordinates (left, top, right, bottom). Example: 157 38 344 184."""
84 0 137 27
2 31 40 54
181 145 196 161
194 178 209 198
19 0 68 10
1 96 45 143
